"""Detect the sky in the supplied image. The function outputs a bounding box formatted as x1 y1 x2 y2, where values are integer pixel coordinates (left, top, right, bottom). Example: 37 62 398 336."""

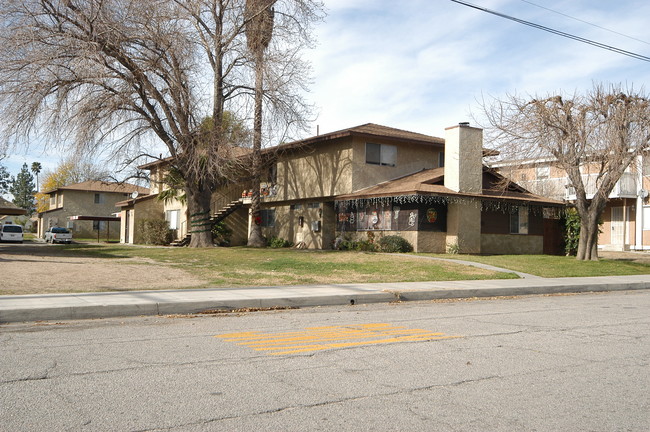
3 0 650 184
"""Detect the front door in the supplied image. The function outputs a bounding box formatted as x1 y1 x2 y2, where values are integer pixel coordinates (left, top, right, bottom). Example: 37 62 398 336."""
611 207 625 250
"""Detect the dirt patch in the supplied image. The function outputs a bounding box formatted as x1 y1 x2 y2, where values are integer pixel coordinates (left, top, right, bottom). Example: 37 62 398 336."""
598 251 650 265
0 243 208 295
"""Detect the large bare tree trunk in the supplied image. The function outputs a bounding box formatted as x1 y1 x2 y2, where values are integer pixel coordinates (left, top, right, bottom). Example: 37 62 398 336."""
577 214 600 260
186 184 214 248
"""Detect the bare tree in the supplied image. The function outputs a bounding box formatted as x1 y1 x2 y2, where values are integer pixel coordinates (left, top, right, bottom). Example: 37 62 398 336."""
0 0 322 247
482 84 650 260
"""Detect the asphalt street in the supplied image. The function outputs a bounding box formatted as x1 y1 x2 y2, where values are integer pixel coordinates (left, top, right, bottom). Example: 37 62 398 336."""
1 290 649 431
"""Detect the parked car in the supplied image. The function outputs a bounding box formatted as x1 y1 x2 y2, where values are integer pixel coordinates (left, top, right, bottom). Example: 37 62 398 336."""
45 226 73 244
0 223 24 243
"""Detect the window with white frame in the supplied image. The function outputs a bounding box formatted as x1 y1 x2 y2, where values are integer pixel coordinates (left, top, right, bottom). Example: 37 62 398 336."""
94 193 105 204
366 143 397 167
510 206 529 234
166 209 180 230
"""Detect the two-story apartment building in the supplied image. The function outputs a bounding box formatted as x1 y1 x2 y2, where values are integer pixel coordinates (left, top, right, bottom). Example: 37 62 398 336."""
121 123 564 254
493 155 650 251
38 181 149 241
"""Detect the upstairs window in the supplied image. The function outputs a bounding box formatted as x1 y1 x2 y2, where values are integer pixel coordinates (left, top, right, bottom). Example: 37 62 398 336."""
510 206 529 234
366 143 396 167
94 193 105 204
536 165 550 180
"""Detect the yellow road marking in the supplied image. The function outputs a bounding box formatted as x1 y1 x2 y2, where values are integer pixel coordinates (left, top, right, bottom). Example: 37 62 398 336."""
216 323 461 355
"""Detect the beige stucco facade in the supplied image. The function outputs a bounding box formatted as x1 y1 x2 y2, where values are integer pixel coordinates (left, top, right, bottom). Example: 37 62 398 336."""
119 196 164 244
39 188 132 240
125 123 561 254
495 153 650 251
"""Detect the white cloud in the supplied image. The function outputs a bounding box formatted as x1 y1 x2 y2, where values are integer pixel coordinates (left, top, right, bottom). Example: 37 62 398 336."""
303 0 650 138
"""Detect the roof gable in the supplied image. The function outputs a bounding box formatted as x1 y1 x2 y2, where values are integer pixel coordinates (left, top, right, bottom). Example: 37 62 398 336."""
336 166 563 206
43 181 150 195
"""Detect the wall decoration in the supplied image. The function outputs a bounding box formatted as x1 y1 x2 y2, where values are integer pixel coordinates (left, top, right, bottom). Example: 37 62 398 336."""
408 212 417 227
426 208 438 223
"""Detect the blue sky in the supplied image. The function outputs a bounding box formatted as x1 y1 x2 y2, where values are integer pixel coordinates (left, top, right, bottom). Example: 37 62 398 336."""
3 0 650 182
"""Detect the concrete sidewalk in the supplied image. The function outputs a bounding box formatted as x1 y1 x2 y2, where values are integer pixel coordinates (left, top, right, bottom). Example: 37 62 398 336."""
1 275 649 323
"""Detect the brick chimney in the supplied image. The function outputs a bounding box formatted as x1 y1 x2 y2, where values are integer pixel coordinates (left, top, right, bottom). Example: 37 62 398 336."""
444 122 483 194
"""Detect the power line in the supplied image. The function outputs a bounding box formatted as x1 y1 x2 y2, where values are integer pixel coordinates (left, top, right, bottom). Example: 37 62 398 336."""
518 0 650 46
450 0 650 63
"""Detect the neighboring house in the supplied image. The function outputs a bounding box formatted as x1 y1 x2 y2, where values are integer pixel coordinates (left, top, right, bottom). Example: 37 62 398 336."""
492 154 650 251
38 181 149 241
120 123 564 254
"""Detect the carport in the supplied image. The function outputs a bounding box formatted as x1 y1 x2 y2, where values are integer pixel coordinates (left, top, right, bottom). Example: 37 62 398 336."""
69 215 121 242
0 197 27 218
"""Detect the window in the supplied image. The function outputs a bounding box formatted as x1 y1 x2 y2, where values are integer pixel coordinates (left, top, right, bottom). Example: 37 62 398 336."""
92 220 106 231
49 194 57 208
510 206 529 234
366 143 396 167
260 209 275 227
536 165 550 180
166 210 180 230
94 193 105 204
438 152 445 168
307 202 320 209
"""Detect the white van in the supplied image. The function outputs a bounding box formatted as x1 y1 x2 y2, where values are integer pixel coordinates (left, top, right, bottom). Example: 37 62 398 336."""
0 223 24 243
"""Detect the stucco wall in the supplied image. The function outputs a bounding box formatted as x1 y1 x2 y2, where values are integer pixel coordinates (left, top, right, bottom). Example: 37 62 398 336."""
481 234 543 254
444 125 482 194
271 140 353 202
446 200 481 254
41 189 130 240
261 202 329 249
350 137 443 192
121 198 164 244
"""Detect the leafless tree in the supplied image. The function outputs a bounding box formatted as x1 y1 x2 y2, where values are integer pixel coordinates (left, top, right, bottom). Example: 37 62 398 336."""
0 0 322 247
481 84 650 260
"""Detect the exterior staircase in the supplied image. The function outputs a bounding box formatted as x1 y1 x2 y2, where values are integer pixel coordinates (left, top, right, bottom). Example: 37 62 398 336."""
211 200 243 224
169 200 243 247
170 235 191 247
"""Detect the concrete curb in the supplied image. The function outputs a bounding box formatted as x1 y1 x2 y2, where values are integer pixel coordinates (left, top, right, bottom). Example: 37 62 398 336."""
1 276 649 323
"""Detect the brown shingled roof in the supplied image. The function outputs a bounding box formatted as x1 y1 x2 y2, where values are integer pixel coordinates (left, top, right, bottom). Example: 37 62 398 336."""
271 123 445 153
43 180 150 195
336 167 564 206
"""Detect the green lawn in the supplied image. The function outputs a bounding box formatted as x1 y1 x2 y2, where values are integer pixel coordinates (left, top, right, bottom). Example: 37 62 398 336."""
422 253 650 278
62 244 518 286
